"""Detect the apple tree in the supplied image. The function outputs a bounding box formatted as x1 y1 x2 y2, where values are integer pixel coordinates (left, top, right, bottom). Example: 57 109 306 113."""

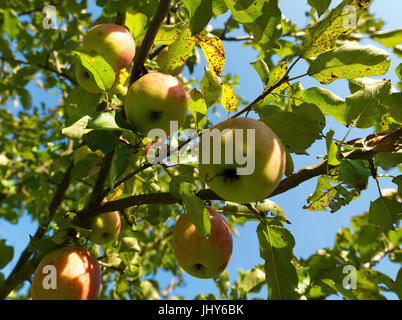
0 0 401 300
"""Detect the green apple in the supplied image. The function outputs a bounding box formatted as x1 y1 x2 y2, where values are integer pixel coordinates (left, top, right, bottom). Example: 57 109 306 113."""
156 46 185 76
198 118 286 203
124 72 188 136
88 211 121 245
83 24 135 71
172 208 233 279
31 246 101 300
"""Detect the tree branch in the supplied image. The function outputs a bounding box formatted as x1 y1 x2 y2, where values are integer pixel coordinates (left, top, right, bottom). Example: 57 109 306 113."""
129 0 171 84
90 148 380 216
0 56 77 85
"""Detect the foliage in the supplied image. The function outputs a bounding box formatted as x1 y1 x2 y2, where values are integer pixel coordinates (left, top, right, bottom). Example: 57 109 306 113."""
0 0 400 300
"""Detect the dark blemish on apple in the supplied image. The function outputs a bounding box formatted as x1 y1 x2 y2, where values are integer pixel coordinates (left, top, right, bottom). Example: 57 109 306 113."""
102 232 110 238
150 110 164 122
194 263 204 271
221 168 240 183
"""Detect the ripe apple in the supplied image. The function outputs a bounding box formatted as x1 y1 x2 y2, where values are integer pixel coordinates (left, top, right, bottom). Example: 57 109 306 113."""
198 118 286 203
124 72 188 136
156 46 185 76
83 24 135 71
88 211 121 245
172 208 233 279
31 246 101 300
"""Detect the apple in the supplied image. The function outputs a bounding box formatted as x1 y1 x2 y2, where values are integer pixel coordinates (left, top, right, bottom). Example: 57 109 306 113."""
83 24 135 71
88 211 121 245
156 46 185 76
198 118 286 203
31 246 101 300
124 72 188 136
172 208 233 279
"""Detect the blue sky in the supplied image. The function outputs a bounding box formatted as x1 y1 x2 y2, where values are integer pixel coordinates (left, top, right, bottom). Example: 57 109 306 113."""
1 0 401 300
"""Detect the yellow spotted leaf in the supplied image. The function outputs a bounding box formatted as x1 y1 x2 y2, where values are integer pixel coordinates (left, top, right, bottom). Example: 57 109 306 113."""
221 84 238 112
196 31 225 76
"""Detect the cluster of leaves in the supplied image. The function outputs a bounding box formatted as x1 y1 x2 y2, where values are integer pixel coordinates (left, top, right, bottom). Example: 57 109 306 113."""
0 0 401 300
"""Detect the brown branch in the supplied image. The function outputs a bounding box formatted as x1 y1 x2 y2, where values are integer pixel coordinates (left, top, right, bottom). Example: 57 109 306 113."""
91 148 379 216
0 56 77 84
0 161 74 300
129 0 171 84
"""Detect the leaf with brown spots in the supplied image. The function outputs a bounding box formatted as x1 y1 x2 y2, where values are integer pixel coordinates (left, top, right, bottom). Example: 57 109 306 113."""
220 84 239 112
308 43 390 85
162 27 197 75
304 175 360 213
154 23 185 46
196 31 225 77
303 0 372 58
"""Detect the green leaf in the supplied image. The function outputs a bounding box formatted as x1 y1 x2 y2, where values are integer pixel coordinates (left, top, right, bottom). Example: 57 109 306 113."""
396 63 402 81
73 50 115 91
258 103 325 154
371 28 402 47
179 182 211 239
184 0 213 35
163 27 196 75
251 59 270 87
348 78 391 96
321 278 358 300
368 197 402 230
223 200 289 223
64 87 101 126
383 93 402 123
200 67 223 107
257 221 299 300
125 10 148 47
82 130 119 154
212 0 229 15
0 239 14 269
293 86 347 125
338 160 370 190
392 175 402 197
3 9 19 40
189 89 208 126
238 268 266 293
308 43 390 85
113 144 131 180
87 111 133 132
62 115 92 139
71 157 100 180
223 0 282 50
375 153 402 171
308 0 331 17
303 0 372 58
33 238 63 254
326 129 341 166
